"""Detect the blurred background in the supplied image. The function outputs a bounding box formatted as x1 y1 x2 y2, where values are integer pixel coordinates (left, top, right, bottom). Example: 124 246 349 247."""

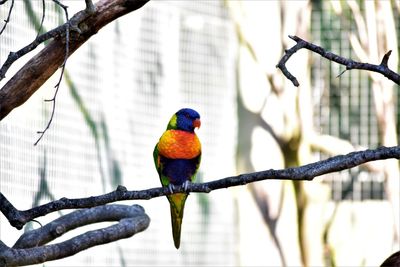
0 0 399 266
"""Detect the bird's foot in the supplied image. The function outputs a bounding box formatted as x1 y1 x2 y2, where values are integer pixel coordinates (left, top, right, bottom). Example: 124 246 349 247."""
167 184 176 194
167 181 191 194
183 180 191 192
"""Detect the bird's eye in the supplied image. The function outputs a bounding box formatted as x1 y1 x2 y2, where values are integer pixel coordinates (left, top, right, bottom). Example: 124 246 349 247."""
185 114 190 119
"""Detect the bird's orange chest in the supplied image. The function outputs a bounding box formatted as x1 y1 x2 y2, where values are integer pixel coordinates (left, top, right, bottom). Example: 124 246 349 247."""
157 130 201 159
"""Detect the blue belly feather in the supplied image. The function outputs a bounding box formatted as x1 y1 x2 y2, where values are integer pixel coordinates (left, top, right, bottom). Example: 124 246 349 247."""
160 157 199 185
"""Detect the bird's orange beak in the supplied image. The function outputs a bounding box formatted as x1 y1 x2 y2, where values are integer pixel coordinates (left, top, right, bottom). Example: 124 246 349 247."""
193 119 201 129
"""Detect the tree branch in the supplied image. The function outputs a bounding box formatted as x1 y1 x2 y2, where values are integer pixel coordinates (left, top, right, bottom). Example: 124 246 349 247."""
36 0 46 38
0 0 14 36
0 204 149 266
34 0 71 146
84 0 96 14
33 0 71 146
0 0 150 120
276 35 400 86
1 145 398 230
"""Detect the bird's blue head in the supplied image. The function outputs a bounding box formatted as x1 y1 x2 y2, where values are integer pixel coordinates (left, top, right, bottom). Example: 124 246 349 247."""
167 108 201 132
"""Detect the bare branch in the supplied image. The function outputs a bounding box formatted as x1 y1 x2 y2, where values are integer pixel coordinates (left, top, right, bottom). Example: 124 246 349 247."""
0 0 14 36
85 0 96 14
36 0 46 38
13 204 148 249
276 35 400 86
309 134 384 173
0 23 68 80
0 204 149 266
1 145 398 230
0 0 150 121
34 0 70 145
380 50 392 67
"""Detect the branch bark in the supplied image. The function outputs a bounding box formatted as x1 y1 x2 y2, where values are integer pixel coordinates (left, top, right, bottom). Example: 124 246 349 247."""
1 146 398 230
276 35 400 86
0 0 150 120
0 204 149 266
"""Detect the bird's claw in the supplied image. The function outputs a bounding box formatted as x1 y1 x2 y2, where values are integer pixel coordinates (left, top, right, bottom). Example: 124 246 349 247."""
167 181 191 194
167 184 175 194
183 180 191 192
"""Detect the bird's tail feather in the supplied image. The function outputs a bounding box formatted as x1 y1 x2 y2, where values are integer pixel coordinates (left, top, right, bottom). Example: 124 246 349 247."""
167 193 188 249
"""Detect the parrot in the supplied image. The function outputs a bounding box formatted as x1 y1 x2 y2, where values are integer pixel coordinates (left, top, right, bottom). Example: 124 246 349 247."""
153 108 202 249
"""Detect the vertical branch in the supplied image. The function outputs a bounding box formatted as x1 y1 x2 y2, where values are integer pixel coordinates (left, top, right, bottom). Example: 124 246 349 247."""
84 0 95 13
0 0 14 35
36 0 46 37
34 0 70 145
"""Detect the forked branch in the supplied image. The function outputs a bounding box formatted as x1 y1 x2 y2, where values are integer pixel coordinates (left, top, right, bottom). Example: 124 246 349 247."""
0 0 150 121
276 35 400 86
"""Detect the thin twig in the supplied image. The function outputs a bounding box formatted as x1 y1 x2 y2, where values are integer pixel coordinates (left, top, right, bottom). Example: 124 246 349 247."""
34 0 70 146
84 0 95 13
276 35 400 86
36 0 46 38
1 145 398 230
0 0 14 36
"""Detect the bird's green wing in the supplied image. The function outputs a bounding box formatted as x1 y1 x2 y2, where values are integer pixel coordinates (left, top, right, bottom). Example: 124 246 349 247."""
190 152 201 182
153 144 170 186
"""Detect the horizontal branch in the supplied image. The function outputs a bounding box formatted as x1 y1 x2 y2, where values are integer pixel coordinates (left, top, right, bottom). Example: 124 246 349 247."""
0 0 150 120
276 35 400 86
1 146 398 230
0 204 149 266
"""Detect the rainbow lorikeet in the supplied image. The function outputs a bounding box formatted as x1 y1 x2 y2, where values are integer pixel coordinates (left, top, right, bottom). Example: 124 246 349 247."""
153 108 202 249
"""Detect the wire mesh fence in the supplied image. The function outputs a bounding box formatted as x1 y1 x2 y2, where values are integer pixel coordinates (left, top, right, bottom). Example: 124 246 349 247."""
0 0 398 266
310 1 395 201
0 1 238 266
